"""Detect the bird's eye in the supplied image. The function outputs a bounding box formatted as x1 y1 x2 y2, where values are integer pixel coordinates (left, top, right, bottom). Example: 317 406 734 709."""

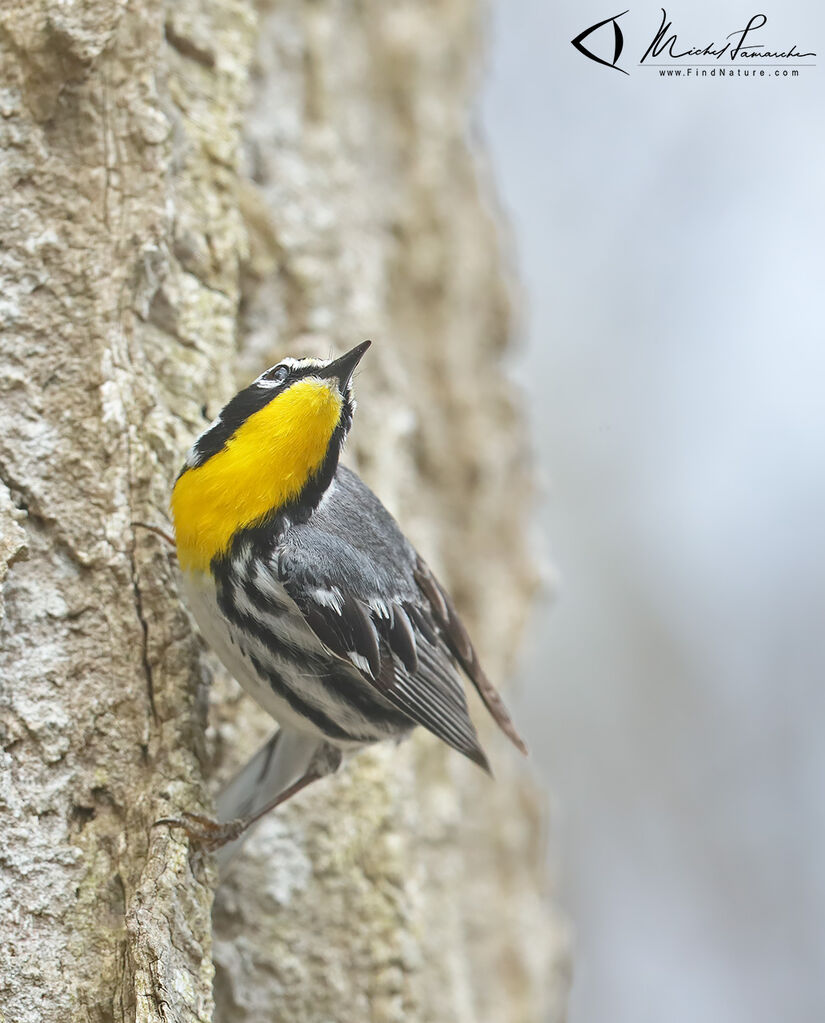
262 365 289 385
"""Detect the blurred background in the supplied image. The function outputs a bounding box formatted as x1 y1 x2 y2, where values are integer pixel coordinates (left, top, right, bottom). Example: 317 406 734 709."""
480 2 825 1021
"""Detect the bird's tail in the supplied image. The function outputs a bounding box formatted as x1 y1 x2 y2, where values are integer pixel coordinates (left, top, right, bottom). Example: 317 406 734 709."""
215 728 324 874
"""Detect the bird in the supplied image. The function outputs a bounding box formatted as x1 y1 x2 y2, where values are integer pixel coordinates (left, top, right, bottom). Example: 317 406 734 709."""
165 339 527 855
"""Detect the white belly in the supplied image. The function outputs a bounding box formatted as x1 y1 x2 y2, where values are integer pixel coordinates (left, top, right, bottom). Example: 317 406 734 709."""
180 568 330 739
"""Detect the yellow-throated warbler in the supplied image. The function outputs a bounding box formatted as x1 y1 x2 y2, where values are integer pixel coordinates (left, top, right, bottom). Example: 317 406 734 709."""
167 340 526 853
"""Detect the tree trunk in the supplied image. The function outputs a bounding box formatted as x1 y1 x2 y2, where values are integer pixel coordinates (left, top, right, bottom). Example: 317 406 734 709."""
0 2 568 1021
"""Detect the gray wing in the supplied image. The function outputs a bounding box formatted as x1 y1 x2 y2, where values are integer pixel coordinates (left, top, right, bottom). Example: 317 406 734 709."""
277 467 526 769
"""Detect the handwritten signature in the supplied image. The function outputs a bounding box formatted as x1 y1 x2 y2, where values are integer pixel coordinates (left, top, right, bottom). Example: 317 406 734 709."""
640 11 816 64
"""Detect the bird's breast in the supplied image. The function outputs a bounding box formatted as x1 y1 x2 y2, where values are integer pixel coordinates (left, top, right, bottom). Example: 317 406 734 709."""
179 566 330 737
171 379 343 571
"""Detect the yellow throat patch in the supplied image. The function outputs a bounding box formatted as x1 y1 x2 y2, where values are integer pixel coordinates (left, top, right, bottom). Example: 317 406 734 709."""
172 378 343 572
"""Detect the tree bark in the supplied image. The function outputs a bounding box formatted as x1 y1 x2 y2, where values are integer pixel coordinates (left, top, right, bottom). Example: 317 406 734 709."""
0 2 568 1022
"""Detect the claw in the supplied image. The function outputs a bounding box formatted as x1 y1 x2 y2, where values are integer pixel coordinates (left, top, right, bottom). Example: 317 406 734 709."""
154 811 246 851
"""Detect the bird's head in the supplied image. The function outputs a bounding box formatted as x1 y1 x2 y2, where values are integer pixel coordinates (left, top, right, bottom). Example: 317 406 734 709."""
171 340 370 572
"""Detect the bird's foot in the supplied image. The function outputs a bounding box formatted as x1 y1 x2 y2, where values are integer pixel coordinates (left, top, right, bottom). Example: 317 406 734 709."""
155 811 247 851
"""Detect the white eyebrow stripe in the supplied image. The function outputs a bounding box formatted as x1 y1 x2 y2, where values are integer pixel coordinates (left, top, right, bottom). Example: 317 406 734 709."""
280 357 323 368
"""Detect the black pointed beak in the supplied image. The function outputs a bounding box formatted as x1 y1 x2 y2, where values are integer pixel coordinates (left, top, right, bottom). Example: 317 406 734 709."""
318 340 371 389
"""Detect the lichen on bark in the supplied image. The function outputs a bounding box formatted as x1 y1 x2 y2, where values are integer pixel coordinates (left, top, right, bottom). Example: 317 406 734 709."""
0 2 567 1021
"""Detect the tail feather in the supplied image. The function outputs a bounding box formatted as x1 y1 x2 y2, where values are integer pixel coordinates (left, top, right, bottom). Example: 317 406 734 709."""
215 728 324 873
414 558 528 756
